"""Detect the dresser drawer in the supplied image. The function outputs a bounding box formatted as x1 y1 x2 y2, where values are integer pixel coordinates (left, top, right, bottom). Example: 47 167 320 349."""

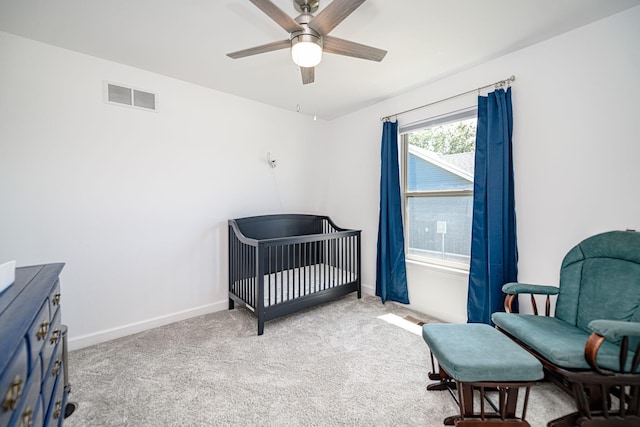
8 357 41 427
26 302 50 373
48 280 61 318
41 337 63 410
33 395 45 427
0 340 28 427
41 307 62 381
44 361 65 427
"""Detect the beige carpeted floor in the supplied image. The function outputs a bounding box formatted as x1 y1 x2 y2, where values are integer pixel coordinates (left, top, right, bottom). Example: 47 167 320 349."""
65 294 575 426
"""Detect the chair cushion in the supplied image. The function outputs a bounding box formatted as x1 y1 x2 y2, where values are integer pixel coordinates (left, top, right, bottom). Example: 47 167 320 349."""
422 323 543 382
555 231 640 339
491 312 628 371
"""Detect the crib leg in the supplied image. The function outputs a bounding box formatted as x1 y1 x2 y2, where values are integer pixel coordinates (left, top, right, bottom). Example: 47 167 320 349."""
228 298 235 310
258 320 264 336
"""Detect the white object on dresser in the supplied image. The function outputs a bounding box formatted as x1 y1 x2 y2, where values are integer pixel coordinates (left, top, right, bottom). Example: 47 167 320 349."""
0 260 16 293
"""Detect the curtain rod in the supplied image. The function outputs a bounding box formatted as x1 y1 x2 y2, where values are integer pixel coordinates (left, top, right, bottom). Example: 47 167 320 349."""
380 75 515 122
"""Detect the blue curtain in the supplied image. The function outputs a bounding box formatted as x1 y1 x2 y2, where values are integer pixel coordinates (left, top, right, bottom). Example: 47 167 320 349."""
467 87 517 324
376 121 409 304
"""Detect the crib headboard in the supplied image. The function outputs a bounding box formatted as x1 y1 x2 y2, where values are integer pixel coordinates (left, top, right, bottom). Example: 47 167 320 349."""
229 213 358 279
233 214 325 240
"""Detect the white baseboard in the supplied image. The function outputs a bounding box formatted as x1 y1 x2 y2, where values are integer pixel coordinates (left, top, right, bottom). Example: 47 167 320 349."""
70 285 374 351
68 300 228 351
361 282 375 296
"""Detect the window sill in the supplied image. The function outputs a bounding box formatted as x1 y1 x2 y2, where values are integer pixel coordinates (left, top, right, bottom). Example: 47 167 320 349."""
406 258 470 277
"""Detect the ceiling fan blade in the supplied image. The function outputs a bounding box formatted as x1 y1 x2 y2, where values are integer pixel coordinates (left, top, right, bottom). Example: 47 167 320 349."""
226 39 291 59
323 35 387 61
249 0 303 33
301 67 315 85
308 0 367 35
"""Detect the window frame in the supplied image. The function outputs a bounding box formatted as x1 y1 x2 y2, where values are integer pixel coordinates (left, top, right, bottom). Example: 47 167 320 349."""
400 107 477 271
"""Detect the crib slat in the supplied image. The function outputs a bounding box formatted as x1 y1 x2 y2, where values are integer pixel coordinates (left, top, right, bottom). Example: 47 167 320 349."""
278 244 282 303
245 240 249 303
345 235 349 284
348 235 352 282
237 238 241 301
267 246 272 306
303 242 307 296
338 236 341 284
318 240 322 292
298 243 302 298
244 241 248 303
286 244 290 302
302 242 306 295
252 244 255 305
344 236 348 285
314 241 318 293
246 241 249 304
324 242 328 290
343 236 347 285
287 244 291 301
274 245 278 304
243 240 247 303
236 234 241 301
332 238 337 288
289 243 293 301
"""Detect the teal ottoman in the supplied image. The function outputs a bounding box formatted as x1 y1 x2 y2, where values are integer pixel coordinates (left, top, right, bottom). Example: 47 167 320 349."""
422 323 543 426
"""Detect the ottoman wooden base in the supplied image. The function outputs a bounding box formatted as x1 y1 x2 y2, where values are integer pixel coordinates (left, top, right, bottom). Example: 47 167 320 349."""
422 324 544 426
444 380 535 426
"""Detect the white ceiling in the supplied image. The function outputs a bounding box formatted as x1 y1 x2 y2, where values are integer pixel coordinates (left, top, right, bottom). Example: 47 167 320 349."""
1 0 639 120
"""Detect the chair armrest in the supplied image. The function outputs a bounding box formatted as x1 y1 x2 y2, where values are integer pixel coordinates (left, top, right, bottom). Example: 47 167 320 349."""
589 320 640 341
502 282 560 295
501 282 559 315
585 320 640 375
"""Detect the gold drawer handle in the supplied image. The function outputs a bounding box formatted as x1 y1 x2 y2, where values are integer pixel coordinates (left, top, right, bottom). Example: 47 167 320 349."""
52 359 62 376
50 329 60 345
36 321 49 340
3 375 23 411
53 292 61 306
53 400 63 419
20 407 33 427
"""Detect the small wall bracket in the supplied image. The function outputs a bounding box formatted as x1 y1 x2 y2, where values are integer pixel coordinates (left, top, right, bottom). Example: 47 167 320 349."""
267 152 277 168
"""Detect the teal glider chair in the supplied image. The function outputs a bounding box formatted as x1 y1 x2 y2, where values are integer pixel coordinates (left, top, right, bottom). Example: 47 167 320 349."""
492 230 640 427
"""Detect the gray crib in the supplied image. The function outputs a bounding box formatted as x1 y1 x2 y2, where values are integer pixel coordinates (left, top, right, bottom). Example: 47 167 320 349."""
228 214 361 335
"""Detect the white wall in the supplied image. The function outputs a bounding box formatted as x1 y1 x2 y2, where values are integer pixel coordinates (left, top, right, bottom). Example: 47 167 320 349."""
2 6 639 346
320 6 640 322
0 31 326 349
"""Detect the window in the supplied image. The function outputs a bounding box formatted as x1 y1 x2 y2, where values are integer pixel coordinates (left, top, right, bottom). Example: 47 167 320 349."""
401 108 477 268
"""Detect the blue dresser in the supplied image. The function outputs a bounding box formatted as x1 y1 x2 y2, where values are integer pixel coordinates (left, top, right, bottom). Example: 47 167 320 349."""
0 263 68 427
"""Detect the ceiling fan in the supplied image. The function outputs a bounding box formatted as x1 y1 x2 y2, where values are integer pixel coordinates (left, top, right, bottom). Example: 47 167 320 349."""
226 0 387 84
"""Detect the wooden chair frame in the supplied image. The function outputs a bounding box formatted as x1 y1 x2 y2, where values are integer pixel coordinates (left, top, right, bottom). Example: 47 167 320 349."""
501 295 640 427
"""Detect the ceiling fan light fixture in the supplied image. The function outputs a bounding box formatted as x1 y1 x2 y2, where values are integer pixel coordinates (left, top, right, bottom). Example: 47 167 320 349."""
291 34 322 67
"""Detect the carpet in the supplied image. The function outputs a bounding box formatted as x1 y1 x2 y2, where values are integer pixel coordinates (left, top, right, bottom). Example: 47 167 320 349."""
65 294 575 426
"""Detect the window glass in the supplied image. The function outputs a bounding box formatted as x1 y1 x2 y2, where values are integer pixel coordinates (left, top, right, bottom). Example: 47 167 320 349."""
402 112 476 267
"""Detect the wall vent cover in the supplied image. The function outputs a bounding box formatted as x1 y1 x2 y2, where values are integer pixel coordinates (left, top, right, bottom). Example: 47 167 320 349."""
103 81 158 112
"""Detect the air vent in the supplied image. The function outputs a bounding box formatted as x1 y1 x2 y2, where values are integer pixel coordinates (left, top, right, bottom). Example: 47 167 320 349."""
103 81 158 112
